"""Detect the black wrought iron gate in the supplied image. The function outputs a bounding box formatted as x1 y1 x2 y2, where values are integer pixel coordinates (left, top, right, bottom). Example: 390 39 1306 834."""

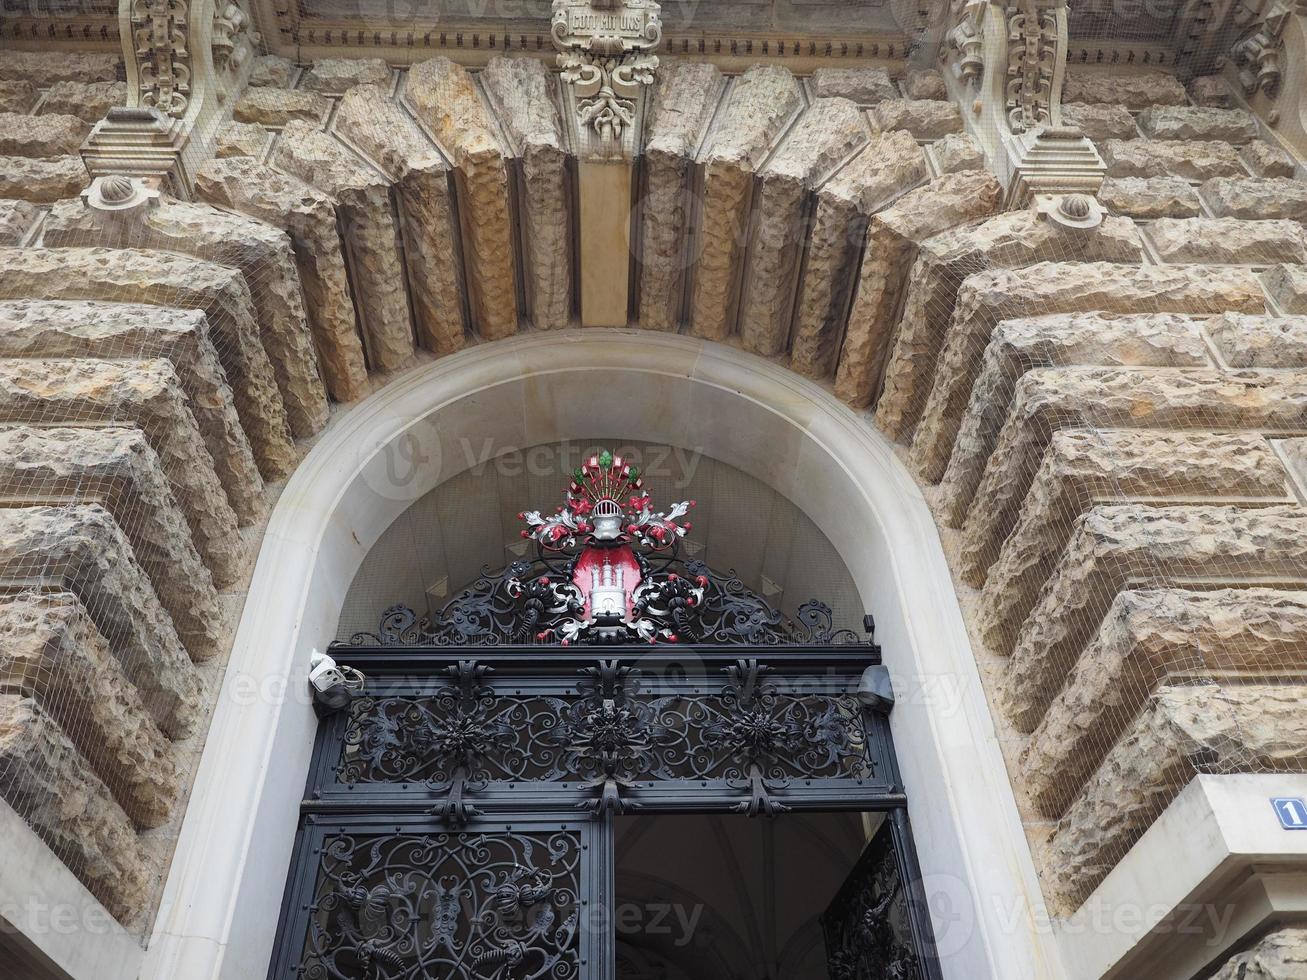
268 643 941 979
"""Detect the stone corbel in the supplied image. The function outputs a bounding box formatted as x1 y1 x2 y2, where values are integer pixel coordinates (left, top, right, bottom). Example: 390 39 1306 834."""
1230 0 1294 98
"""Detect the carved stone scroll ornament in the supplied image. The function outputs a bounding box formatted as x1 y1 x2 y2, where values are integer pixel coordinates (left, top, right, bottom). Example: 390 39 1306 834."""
131 0 192 117
944 0 987 87
1230 0 1295 98
1005 0 1059 133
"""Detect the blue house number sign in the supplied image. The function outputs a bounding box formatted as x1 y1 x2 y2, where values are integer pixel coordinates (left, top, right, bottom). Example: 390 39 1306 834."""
1272 797 1307 829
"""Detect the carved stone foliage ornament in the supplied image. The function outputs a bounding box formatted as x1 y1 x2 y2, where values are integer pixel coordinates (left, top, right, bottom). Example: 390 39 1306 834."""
551 0 662 146
132 0 191 117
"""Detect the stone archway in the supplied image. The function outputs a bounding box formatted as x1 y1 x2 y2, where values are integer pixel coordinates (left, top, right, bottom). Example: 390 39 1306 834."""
140 330 1056 980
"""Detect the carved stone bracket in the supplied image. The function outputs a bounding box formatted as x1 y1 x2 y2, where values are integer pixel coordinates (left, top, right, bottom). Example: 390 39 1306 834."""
1229 0 1295 97
131 0 192 117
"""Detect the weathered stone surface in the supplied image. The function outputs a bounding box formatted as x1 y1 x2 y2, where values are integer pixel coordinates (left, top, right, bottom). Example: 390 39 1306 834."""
0 694 152 925
0 505 203 738
274 120 414 371
977 429 1289 658
0 112 89 157
638 62 723 332
43 197 329 438
1208 312 1307 367
335 85 464 353
1241 139 1297 178
1137 105 1258 143
0 425 224 659
38 80 126 123
193 156 368 401
691 64 802 341
882 215 1144 453
970 369 1307 644
1200 176 1307 221
1145 216 1306 265
790 132 928 378
234 87 330 127
0 246 297 479
939 312 1211 531
0 593 178 829
1061 69 1187 108
1098 176 1201 219
0 80 36 114
1188 75 1231 107
1044 683 1307 912
0 51 119 85
931 132 984 173
0 198 36 244
0 299 261 530
1059 102 1138 142
301 57 390 92
809 67 896 103
1264 263 1307 314
0 155 87 203
0 356 243 588
1102 138 1244 180
248 54 294 88
901 68 946 100
870 99 962 139
213 120 267 159
406 57 518 339
1023 588 1307 817
905 264 1263 480
1209 928 1307 979
832 170 1001 409
483 57 571 331
740 97 867 356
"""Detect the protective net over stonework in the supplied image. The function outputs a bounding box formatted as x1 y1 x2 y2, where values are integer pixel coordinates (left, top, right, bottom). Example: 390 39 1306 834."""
0 0 1305 963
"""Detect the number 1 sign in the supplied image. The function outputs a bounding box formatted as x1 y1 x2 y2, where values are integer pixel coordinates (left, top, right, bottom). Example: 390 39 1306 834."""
1272 797 1307 829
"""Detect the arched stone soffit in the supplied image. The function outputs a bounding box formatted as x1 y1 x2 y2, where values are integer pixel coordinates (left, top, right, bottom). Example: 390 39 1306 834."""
143 329 1060 980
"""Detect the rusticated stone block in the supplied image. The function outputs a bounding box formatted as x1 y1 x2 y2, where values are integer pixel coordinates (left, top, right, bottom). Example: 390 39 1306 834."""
248 54 294 88
44 197 328 439
0 112 89 157
0 81 36 114
976 430 1287 661
193 157 368 402
0 593 178 829
1145 217 1306 266
0 246 296 479
0 694 152 925
791 132 928 379
233 87 330 127
832 170 1001 409
335 85 464 354
970 369 1307 642
690 64 802 341
213 120 267 159
0 505 202 738
1103 139 1244 181
1098 176 1201 219
1061 69 1187 108
1044 683 1307 912
1059 102 1138 142
905 264 1263 482
939 312 1211 532
931 132 984 173
809 67 896 103
406 57 518 340
883 215 1144 455
740 97 867 357
0 299 262 525
1264 263 1307 314
1024 589 1307 818
483 57 572 331
901 69 946 100
300 57 390 92
1003 505 1307 733
870 99 962 139
38 80 126 123
0 155 87 203
1137 105 1258 143
1200 176 1307 221
1208 313 1307 367
1188 75 1231 107
0 358 243 590
1209 928 1307 979
0 199 36 244
0 424 223 659
638 62 724 332
0 51 119 84
1241 140 1297 178
274 120 414 371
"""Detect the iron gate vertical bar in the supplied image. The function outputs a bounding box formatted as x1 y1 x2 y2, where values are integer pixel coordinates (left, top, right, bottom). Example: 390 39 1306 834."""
890 806 944 980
